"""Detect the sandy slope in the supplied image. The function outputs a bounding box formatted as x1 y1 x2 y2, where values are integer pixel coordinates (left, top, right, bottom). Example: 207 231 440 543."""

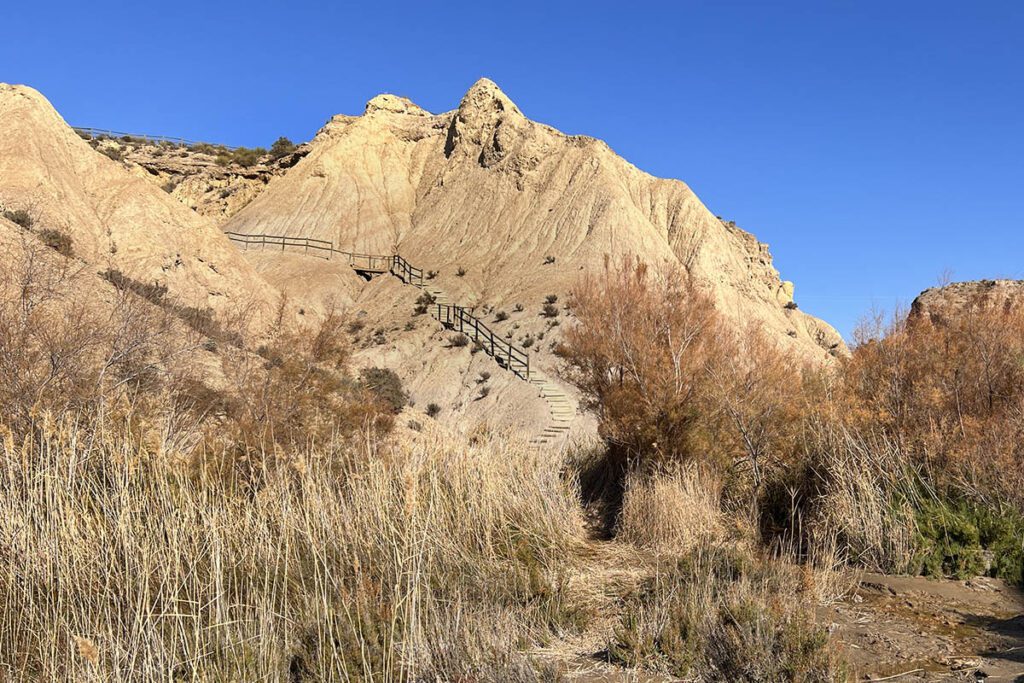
225 79 844 363
0 83 278 318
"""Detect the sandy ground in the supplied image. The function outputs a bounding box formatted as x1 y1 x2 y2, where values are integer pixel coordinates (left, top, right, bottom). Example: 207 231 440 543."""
830 573 1024 681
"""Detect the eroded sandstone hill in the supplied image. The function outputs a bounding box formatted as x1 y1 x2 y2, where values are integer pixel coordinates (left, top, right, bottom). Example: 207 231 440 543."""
0 84 278 317
224 79 844 362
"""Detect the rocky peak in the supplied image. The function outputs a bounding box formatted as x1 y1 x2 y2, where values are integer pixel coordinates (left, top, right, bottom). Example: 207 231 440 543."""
364 93 429 117
457 78 523 119
445 78 528 167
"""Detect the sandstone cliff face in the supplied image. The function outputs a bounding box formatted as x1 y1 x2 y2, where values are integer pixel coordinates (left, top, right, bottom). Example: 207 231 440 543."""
911 279 1024 324
225 79 844 362
0 84 278 316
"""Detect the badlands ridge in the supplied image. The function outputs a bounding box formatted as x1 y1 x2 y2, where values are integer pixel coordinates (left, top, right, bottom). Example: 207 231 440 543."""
1 78 850 439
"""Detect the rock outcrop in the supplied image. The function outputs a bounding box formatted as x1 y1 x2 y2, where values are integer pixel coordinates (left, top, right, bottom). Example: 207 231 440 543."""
120 141 308 219
225 78 844 362
911 279 1024 324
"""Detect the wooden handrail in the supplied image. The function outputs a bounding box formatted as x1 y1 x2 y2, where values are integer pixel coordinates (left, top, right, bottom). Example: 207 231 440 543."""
224 230 530 379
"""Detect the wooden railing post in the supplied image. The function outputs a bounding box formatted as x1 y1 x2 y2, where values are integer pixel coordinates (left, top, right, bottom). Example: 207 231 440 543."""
224 231 535 381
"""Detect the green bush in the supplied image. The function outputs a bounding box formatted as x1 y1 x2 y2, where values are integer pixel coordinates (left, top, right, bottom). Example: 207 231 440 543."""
914 498 1024 584
190 142 230 156
226 147 267 167
100 146 123 162
413 292 436 316
269 136 296 159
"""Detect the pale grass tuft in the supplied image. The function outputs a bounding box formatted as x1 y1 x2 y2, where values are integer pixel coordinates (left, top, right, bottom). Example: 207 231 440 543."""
606 541 846 680
73 636 99 666
617 465 723 553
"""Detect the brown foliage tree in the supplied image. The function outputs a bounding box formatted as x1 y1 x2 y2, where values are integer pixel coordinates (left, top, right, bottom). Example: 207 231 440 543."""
842 306 1024 503
562 256 812 491
562 257 721 468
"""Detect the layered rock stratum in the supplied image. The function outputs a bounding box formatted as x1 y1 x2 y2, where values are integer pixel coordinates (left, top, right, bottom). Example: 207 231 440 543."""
119 140 308 219
225 78 844 362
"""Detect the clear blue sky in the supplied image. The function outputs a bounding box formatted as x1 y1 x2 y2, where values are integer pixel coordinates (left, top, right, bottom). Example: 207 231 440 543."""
4 1 1022 338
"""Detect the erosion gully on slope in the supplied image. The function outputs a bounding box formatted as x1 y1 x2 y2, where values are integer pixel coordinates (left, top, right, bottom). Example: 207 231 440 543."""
224 231 578 446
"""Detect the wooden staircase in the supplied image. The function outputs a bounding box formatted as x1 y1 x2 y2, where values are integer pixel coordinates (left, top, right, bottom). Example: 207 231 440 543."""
528 369 578 446
225 231 577 447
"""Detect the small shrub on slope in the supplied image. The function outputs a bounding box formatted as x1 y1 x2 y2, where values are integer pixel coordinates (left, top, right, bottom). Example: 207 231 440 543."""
37 228 74 257
2 208 33 228
269 136 296 159
359 366 407 414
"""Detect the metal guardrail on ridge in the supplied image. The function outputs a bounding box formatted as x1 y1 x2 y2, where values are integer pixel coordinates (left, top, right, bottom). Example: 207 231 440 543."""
73 126 240 151
224 231 527 379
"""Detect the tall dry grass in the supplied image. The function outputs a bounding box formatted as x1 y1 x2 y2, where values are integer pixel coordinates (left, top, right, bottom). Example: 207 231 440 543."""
0 416 585 681
617 465 724 554
803 425 922 574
